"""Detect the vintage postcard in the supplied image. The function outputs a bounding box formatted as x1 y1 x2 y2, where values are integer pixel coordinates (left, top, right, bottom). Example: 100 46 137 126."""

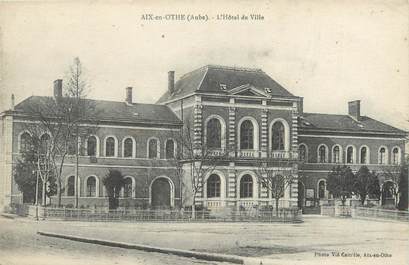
0 1 408 265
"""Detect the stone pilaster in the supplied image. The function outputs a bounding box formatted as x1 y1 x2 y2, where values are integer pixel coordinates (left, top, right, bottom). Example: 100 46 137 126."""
227 162 236 204
193 96 202 153
261 107 268 158
0 114 14 208
291 102 299 153
228 100 236 156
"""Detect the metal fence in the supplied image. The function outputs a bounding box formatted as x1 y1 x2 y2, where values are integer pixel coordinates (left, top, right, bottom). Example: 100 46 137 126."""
41 207 302 223
321 205 409 222
352 207 409 222
7 203 30 217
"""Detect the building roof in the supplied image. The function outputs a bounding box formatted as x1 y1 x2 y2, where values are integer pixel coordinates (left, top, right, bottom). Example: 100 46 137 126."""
157 65 295 103
14 96 182 126
300 112 406 135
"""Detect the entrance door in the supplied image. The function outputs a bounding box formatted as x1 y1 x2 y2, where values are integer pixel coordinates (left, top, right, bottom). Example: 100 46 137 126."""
151 178 171 209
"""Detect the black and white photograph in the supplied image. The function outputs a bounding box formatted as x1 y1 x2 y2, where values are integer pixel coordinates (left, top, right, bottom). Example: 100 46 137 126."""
0 1 408 265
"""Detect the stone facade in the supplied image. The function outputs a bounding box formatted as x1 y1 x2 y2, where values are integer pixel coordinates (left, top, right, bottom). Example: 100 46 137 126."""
0 65 407 211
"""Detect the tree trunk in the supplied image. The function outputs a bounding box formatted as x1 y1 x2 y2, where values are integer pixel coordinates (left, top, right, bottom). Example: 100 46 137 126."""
341 195 346 206
42 181 46 207
56 179 62 207
191 195 196 219
275 198 279 217
360 193 366 206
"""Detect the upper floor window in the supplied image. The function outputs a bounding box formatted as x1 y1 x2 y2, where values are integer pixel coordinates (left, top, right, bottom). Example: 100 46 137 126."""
271 122 285 151
87 136 97 156
346 146 355 164
20 132 31 153
207 174 221 198
299 144 307 161
360 146 368 164
333 146 341 163
378 147 387 165
240 175 253 198
86 176 97 197
40 134 51 155
67 136 76 155
165 139 175 159
123 138 133 158
105 137 116 157
206 118 222 149
318 145 327 163
391 147 400 165
148 138 159 159
240 120 254 150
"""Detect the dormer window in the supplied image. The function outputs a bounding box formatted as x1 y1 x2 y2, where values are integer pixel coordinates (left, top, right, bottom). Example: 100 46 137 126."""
219 84 227 90
264 87 272 93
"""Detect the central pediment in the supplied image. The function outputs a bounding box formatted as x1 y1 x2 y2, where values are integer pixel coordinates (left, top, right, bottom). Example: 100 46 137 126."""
228 84 271 97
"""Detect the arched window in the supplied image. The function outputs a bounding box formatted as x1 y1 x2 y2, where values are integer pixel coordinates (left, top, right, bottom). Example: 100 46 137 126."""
123 177 133 198
87 136 97 156
207 174 221 198
318 145 327 163
391 147 400 165
207 118 222 149
165 139 175 159
346 146 354 164
148 138 159 159
360 146 368 164
318 180 326 199
240 175 253 198
240 120 254 150
299 144 307 161
333 146 341 163
20 132 31 153
105 137 115 157
379 147 387 164
67 176 75 196
272 122 285 151
86 177 96 197
40 134 50 155
123 138 133 158
67 137 76 156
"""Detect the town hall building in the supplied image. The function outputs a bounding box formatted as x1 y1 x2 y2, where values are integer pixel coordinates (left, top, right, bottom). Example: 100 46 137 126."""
0 65 407 211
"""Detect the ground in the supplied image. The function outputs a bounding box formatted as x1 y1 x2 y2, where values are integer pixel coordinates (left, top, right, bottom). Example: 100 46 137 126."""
0 215 408 265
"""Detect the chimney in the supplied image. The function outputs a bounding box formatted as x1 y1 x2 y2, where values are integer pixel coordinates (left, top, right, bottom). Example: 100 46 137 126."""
297 97 304 115
125 87 133 104
11 94 15 110
348 100 361 120
168 71 175 94
53 79 63 99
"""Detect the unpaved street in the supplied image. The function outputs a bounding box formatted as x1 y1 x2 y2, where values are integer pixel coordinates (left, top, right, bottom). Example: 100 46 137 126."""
0 216 227 265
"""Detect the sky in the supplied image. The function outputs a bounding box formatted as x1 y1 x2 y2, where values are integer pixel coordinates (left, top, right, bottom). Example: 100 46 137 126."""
0 0 408 132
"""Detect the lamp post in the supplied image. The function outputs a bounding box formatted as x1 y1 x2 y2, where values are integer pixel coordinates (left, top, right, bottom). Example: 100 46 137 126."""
32 168 39 221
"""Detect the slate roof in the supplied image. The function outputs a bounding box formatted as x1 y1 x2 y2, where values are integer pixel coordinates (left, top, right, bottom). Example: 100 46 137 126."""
157 65 295 103
14 96 182 125
300 113 406 135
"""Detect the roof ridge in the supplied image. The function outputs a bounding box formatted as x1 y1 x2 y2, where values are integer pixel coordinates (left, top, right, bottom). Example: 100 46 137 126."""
178 64 264 81
206 64 264 73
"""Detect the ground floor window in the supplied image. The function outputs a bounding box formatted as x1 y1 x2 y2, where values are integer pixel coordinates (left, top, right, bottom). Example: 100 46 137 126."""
240 174 253 198
207 174 221 198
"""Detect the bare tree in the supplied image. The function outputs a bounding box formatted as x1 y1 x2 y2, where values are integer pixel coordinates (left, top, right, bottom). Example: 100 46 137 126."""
22 57 97 207
171 121 225 218
380 165 404 207
254 158 295 216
